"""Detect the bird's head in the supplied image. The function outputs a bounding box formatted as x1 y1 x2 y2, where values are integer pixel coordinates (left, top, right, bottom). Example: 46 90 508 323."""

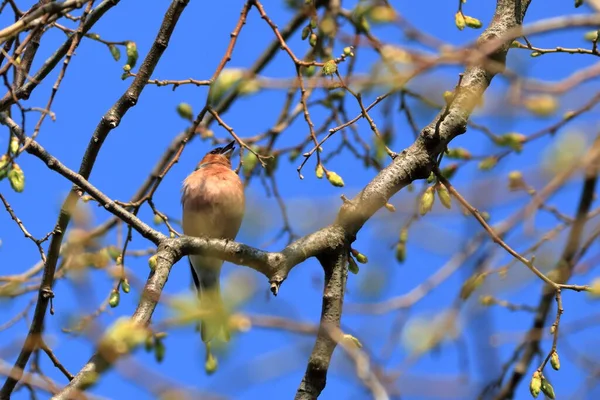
199 140 236 167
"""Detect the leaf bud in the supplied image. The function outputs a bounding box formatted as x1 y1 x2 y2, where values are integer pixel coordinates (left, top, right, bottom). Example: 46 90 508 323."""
176 103 194 121
550 351 560 371
109 290 120 308
530 371 542 398
326 170 344 187
436 184 452 209
419 186 435 216
322 59 337 76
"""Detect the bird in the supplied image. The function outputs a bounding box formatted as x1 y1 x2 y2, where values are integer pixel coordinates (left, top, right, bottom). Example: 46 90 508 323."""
181 140 245 350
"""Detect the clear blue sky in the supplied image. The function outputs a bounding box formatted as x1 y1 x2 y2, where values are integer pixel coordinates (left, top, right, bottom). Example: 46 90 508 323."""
1 1 600 399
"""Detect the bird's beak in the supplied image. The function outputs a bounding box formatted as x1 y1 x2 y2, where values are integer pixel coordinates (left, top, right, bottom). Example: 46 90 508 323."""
220 140 236 159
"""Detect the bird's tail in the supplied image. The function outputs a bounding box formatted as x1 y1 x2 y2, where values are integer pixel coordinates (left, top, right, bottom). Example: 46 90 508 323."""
189 256 230 344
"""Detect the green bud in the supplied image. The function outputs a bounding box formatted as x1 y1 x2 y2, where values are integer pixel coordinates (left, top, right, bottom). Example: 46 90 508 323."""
446 147 471 160
301 26 310 40
154 338 166 363
367 6 396 24
92 249 110 269
478 156 497 171
209 68 244 104
385 203 396 212
125 41 138 69
0 155 9 180
176 103 194 121
108 44 120 61
395 243 406 263
322 59 337 76
584 30 599 42
9 137 18 154
588 277 600 298
464 15 482 29
107 246 121 261
530 371 542 398
455 12 466 31
348 257 360 274
530 51 542 57
303 65 316 77
205 352 218 374
109 290 120 308
8 164 25 193
443 90 454 106
153 214 163 225
508 170 525 191
121 279 130 294
436 184 452 209
460 273 485 300
426 171 435 184
351 249 368 264
288 149 300 162
310 17 317 29
326 171 344 187
541 378 555 399
87 33 101 40
358 16 370 33
343 46 354 57
309 33 317 47
550 351 560 371
342 334 363 348
524 94 558 117
479 295 494 306
419 187 435 216
315 164 324 179
495 133 526 152
243 150 258 175
319 16 336 37
148 255 158 271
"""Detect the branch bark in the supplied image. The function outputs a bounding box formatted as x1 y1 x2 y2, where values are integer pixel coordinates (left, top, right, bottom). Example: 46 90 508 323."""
295 247 349 399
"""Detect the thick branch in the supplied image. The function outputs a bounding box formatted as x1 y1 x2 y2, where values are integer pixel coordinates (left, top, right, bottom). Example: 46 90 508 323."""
295 247 349 399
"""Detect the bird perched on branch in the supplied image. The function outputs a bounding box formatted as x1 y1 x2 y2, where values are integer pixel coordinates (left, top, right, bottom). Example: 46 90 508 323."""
181 140 245 370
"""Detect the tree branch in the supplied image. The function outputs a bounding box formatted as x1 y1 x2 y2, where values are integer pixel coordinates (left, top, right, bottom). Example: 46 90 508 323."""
295 247 349 399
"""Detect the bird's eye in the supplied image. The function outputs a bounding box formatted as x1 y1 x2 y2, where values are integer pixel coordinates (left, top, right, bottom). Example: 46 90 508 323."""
210 148 222 155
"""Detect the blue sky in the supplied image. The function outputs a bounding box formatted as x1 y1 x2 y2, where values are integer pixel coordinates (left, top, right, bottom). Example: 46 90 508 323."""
1 1 600 399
